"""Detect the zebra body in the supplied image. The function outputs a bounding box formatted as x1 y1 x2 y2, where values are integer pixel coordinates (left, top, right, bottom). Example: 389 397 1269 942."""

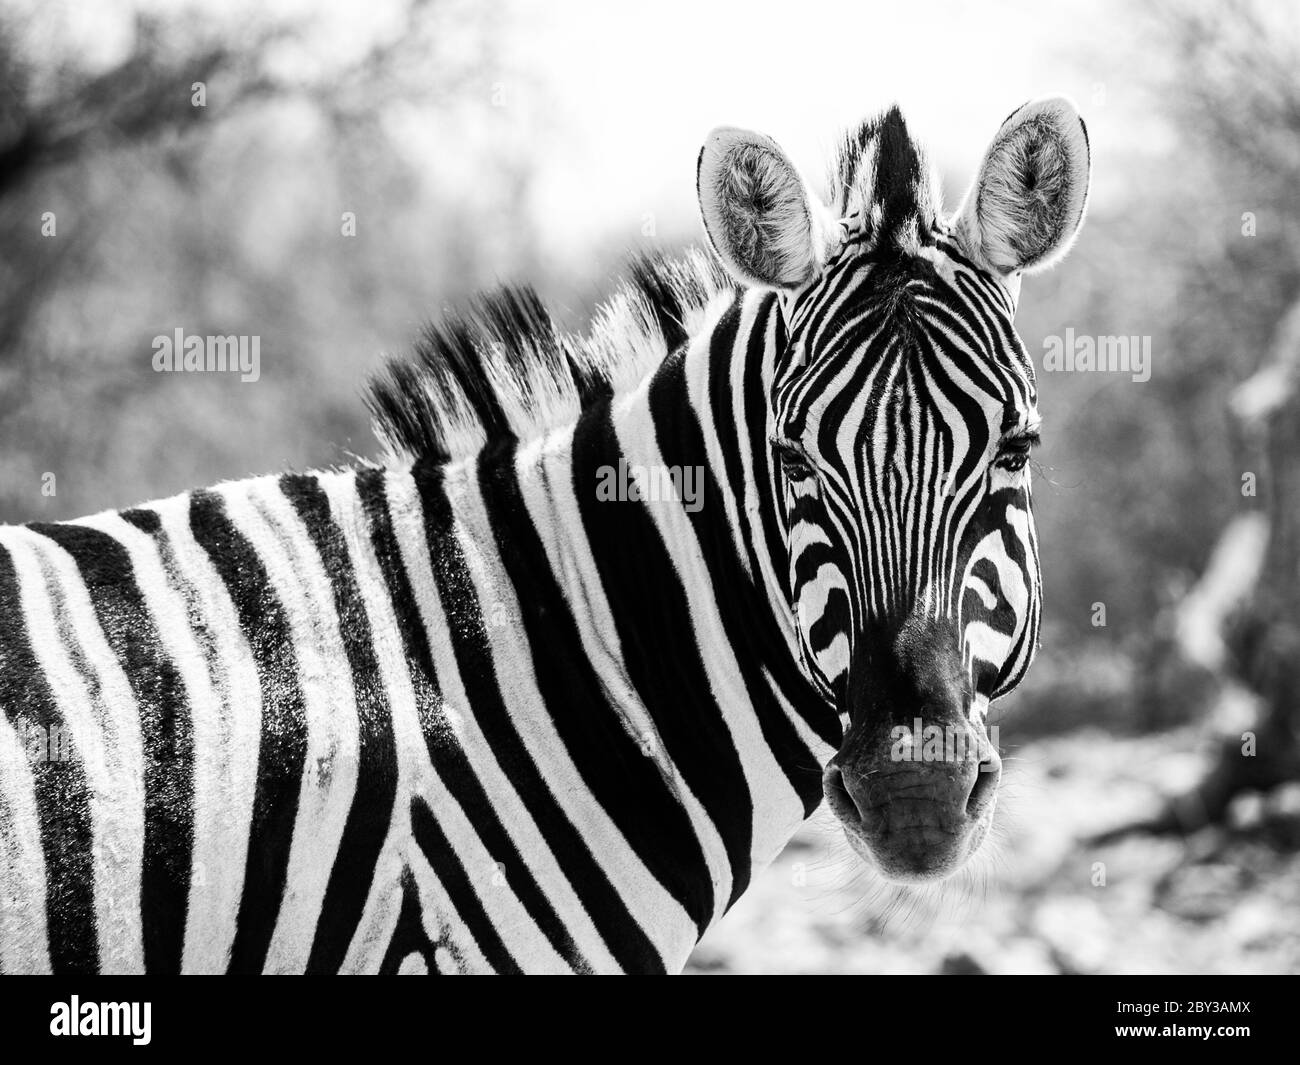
0 98 1090 973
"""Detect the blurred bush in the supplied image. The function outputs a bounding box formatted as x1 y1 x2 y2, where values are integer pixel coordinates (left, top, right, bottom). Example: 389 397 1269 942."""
0 0 537 520
996 0 1300 743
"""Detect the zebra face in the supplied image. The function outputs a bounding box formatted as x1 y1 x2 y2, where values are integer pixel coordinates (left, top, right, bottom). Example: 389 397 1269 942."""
699 99 1090 882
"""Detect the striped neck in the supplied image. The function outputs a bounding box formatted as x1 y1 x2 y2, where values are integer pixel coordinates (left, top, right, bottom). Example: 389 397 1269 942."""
0 288 842 976
454 286 840 965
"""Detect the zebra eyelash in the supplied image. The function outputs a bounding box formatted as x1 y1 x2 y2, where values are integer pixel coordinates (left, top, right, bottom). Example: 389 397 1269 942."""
769 436 819 481
994 429 1041 472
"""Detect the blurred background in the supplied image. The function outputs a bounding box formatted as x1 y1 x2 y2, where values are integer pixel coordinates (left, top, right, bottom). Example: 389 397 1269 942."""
2 0 1297 973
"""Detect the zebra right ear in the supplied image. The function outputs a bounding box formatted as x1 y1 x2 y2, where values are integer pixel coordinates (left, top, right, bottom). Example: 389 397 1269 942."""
696 127 839 290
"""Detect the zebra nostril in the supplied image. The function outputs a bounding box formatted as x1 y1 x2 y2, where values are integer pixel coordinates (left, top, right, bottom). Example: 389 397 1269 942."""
822 764 863 823
965 752 1001 819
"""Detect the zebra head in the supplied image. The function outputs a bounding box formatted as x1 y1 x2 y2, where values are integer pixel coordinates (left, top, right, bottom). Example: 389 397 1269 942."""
697 100 1090 882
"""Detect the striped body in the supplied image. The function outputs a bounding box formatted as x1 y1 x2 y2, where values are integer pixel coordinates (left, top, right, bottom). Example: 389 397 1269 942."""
0 286 839 974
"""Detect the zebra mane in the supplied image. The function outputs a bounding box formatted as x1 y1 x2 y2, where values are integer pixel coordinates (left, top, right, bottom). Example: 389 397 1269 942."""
366 248 734 464
828 105 944 256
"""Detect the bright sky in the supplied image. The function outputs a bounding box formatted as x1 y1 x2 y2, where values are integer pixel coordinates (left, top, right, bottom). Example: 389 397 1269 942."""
42 0 1161 256
499 0 1155 252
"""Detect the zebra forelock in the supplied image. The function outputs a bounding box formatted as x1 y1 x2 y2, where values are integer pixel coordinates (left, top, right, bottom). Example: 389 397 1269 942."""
828 105 943 258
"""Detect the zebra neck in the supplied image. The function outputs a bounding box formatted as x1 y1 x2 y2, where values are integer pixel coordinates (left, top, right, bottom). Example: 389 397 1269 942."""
456 289 840 957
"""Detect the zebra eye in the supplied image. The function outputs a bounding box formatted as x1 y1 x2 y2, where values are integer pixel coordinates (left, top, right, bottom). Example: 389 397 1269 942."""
995 430 1040 472
771 437 817 481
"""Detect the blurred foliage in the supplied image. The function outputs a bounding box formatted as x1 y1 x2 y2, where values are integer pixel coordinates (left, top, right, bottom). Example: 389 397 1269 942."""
0 0 534 519
997 0 1300 738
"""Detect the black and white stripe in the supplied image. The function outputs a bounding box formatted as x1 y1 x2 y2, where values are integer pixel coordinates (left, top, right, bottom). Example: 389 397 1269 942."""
772 228 1043 708
0 446 833 973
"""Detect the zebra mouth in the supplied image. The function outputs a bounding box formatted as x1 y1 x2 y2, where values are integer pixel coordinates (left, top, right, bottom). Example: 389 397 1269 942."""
822 737 1001 883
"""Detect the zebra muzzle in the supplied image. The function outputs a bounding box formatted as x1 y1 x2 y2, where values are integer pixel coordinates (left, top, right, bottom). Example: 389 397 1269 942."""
823 724 1001 883
823 619 1002 882
826 728 998 889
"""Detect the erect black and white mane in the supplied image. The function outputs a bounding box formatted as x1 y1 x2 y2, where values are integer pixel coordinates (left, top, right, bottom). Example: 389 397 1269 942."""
364 249 734 465
364 107 944 467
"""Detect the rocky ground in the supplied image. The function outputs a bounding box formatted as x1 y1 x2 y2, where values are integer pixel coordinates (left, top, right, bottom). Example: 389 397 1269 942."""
685 728 1300 974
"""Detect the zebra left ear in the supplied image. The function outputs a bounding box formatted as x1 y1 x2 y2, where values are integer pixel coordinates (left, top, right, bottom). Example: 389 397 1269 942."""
955 96 1091 277
697 126 840 290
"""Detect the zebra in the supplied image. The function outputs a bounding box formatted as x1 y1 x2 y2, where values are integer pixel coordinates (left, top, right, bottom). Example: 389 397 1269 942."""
0 97 1090 974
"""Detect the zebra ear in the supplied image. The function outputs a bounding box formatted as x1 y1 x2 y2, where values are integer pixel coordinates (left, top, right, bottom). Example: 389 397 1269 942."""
955 97 1091 277
697 127 839 290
